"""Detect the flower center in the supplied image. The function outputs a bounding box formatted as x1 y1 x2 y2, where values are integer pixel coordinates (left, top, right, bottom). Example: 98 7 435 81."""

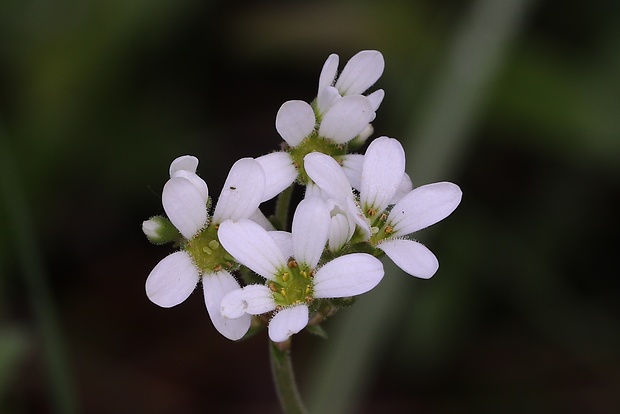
288 133 347 184
269 259 314 307
185 224 235 273
366 210 395 246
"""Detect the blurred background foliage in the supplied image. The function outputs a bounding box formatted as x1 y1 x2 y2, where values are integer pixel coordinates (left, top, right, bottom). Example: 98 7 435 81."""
1 0 619 413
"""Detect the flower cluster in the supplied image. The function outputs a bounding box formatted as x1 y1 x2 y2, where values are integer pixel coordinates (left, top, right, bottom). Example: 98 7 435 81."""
143 50 462 343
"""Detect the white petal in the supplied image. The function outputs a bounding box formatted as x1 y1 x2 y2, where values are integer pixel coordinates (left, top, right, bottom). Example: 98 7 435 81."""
169 169 208 203
335 50 385 95
269 231 294 260
248 208 276 231
361 137 406 214
388 182 463 236
162 177 208 239
366 89 385 112
316 86 341 117
304 152 353 202
340 154 364 191
145 251 199 308
218 219 286 280
318 96 375 144
328 213 353 252
169 155 198 176
212 158 266 223
391 173 413 204
276 100 316 147
255 152 297 202
202 271 251 340
292 197 330 268
346 197 371 240
377 239 439 279
220 284 276 318
268 305 309 343
318 53 339 93
313 253 384 298
304 181 324 199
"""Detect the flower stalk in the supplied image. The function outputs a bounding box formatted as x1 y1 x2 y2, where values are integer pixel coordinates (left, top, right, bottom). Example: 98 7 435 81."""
269 340 308 414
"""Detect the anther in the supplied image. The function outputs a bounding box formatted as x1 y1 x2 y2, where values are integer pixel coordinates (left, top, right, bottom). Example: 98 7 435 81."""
208 240 220 250
367 208 377 217
380 213 388 222
384 225 394 234
282 272 290 282
280 288 287 297
287 260 298 269
202 246 212 254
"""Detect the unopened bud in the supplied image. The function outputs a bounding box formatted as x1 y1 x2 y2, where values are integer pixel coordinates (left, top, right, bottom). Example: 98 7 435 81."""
142 216 180 245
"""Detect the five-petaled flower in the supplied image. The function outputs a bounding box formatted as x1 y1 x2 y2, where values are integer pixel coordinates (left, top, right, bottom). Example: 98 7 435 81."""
144 155 266 340
217 197 384 343
305 137 462 279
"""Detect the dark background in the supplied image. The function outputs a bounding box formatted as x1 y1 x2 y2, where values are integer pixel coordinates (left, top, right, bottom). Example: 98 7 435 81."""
1 0 619 413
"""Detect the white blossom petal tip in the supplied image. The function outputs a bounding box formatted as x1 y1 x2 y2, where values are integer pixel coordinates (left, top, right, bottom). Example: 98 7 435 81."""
361 137 406 214
212 158 266 223
377 239 439 279
202 271 251 340
169 155 199 176
318 53 339 93
162 176 208 239
389 182 463 236
276 100 316 147
335 50 385 96
145 251 199 308
269 305 309 343
217 219 287 280
220 284 276 319
313 253 384 298
318 95 375 144
304 152 353 202
292 197 330 268
367 89 385 112
255 152 297 202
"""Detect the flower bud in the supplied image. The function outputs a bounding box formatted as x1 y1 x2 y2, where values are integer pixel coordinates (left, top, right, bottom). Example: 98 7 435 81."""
142 216 180 245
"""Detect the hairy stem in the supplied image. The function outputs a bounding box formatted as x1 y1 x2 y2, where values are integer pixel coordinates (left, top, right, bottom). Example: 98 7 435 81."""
269 340 307 414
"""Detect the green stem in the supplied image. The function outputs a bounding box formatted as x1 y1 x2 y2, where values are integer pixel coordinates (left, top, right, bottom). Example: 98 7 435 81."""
269 341 308 414
274 184 294 231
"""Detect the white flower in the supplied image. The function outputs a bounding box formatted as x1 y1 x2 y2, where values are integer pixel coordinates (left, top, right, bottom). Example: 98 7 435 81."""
263 51 388 190
305 137 462 279
145 155 266 340
375 181 462 278
275 50 384 147
276 96 375 147
320 50 385 95
217 197 384 343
